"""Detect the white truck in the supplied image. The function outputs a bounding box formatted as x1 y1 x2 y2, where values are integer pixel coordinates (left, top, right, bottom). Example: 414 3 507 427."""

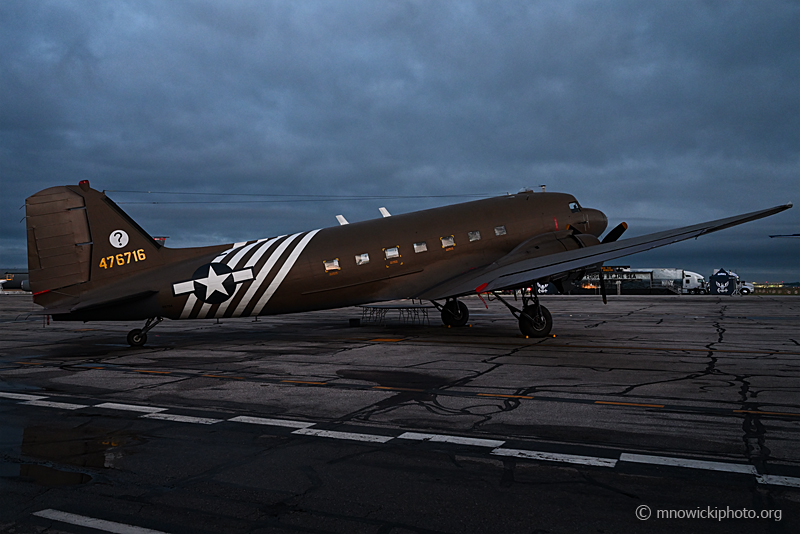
681 270 707 294
580 267 707 295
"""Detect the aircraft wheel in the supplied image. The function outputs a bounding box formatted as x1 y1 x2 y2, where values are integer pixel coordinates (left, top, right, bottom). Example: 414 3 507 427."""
442 300 469 327
741 288 750 295
127 328 147 347
519 305 552 337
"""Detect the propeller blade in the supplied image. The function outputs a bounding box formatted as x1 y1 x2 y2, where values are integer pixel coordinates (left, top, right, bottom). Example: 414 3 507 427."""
598 269 607 305
602 222 628 244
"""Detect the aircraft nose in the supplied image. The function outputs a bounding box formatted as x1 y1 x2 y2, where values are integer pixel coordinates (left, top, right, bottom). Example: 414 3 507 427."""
585 208 607 237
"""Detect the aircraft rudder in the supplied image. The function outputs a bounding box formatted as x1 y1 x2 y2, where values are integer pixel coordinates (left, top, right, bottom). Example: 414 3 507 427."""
25 181 164 295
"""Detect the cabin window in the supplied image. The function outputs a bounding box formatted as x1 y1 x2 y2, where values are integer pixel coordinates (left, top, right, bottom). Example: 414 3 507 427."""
569 202 581 213
494 225 507 236
441 236 455 248
468 231 481 242
385 247 400 259
355 253 369 265
413 242 427 253
323 258 340 271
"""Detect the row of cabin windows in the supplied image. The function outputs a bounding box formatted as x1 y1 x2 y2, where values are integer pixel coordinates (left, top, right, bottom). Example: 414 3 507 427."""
322 225 507 272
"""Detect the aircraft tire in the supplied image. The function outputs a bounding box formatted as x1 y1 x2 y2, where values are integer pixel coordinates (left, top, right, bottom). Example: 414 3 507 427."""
442 300 469 327
519 305 552 337
127 329 147 347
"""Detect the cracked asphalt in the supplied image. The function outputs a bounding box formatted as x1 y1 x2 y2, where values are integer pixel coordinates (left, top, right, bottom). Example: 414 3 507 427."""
0 293 798 533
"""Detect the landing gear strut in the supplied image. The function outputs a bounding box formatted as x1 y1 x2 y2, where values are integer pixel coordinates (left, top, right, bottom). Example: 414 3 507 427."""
127 316 163 347
432 299 469 327
493 288 552 337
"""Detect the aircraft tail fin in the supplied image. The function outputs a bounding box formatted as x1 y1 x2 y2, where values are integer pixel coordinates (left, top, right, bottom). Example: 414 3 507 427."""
26 181 163 297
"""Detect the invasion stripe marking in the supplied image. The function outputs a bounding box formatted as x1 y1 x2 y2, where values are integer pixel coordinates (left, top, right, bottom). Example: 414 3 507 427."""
292 428 394 443
0 392 46 401
233 233 302 317
595 401 665 408
214 238 278 317
398 432 505 448
229 415 315 428
756 474 800 488
198 302 212 318
212 241 248 263
619 453 757 474
94 403 167 414
252 229 321 315
492 447 618 467
33 509 169 534
179 294 198 319
244 235 286 269
141 413 222 425
225 238 268 267
21 400 87 410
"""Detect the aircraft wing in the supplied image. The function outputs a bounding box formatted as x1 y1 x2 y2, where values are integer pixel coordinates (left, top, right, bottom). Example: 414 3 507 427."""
417 203 792 300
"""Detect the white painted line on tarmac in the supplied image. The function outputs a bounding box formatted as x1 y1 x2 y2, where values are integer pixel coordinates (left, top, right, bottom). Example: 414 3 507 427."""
21 400 87 410
0 392 46 401
619 453 757 474
492 447 618 467
94 403 167 414
397 432 506 448
228 415 315 428
292 428 394 443
756 474 800 488
141 413 222 425
33 509 169 534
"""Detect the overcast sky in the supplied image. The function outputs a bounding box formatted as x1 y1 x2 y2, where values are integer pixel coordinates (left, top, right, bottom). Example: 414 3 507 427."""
2 0 798 282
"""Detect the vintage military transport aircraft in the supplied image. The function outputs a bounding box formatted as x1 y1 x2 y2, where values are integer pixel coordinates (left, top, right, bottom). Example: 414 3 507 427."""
25 181 790 346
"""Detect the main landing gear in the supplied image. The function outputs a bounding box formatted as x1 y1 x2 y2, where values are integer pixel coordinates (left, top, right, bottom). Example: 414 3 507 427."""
127 316 163 347
432 298 470 327
492 288 553 337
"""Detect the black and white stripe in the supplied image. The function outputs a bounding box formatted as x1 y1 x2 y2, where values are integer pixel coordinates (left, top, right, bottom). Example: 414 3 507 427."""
179 230 320 320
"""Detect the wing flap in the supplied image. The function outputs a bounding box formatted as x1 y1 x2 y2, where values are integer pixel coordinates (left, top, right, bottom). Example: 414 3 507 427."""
417 203 792 300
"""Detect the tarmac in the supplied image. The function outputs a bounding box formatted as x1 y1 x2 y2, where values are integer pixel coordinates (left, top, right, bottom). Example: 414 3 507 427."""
0 292 798 533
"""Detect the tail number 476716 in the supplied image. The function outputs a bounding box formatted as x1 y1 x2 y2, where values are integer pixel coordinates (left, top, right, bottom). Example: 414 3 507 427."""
99 249 146 269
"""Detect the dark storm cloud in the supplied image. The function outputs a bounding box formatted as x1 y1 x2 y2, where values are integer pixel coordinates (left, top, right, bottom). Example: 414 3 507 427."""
1 0 798 281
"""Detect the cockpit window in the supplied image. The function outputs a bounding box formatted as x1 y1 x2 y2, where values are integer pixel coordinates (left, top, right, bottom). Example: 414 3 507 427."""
569 202 581 213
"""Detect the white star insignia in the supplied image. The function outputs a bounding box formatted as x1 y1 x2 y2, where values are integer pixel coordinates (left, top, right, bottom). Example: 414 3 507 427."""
194 264 231 300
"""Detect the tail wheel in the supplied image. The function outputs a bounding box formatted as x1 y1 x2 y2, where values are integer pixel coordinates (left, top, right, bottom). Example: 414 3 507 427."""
519 305 552 337
127 328 147 347
442 300 469 327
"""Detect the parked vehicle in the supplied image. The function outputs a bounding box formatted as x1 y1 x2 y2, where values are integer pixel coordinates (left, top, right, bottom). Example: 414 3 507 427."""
711 268 754 295
575 267 707 295
681 270 707 294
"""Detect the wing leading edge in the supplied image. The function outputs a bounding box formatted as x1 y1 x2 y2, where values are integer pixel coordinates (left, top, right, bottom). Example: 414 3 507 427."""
417 203 793 300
